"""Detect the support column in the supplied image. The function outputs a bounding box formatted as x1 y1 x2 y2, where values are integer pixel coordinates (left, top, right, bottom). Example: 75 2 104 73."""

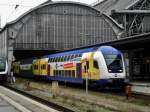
128 50 134 81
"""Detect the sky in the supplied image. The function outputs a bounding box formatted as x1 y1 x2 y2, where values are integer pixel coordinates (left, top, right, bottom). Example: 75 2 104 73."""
0 0 102 27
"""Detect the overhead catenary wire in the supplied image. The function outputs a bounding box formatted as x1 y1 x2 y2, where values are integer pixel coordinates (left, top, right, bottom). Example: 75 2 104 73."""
5 0 28 23
0 4 33 7
2 0 47 26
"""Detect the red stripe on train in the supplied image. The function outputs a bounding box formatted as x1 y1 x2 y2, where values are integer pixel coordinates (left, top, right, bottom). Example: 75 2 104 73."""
63 63 73 68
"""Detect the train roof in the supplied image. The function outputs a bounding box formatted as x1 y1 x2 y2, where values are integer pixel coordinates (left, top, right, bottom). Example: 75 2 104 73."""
43 47 94 58
42 46 120 58
98 46 121 54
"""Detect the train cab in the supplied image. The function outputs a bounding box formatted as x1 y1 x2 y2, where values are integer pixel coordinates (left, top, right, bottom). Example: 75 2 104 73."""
0 58 8 82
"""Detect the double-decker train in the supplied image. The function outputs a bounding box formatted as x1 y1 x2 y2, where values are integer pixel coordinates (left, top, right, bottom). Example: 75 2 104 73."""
13 46 126 87
0 57 8 82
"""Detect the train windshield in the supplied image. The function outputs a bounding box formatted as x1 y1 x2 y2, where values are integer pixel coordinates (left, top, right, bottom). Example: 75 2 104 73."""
0 59 5 72
103 54 123 73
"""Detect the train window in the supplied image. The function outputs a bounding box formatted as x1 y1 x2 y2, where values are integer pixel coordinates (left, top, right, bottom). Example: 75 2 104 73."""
69 55 72 61
71 55 74 59
54 58 56 62
59 57 61 62
55 57 58 62
42 65 46 69
54 70 56 75
34 65 38 70
57 57 59 62
86 61 89 70
67 56 70 61
65 70 67 77
64 70 67 77
64 56 67 61
62 70 64 77
67 56 69 61
60 56 63 62
74 55 77 58
94 60 99 69
65 56 69 61
72 70 75 78
68 55 71 61
51 58 54 62
65 56 68 61
56 58 58 62
56 70 58 76
57 57 60 62
61 56 63 62
74 54 76 58
56 57 58 62
52 58 54 62
59 70 61 76
50 58 52 62
48 58 50 63
63 56 66 61
34 65 36 69
84 61 89 72
60 56 62 61
49 58 52 62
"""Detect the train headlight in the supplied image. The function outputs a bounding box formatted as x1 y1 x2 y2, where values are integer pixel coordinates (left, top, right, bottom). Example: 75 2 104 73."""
124 79 129 83
107 79 113 83
108 70 112 72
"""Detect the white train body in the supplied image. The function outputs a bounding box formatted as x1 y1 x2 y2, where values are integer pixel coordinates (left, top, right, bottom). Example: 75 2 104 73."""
82 46 125 85
0 58 8 82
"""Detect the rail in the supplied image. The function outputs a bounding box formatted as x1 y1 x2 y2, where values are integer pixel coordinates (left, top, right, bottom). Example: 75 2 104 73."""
3 84 75 112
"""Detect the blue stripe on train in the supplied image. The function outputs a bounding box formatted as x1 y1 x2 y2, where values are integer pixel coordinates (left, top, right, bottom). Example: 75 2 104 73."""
43 47 94 58
47 76 83 83
95 79 108 85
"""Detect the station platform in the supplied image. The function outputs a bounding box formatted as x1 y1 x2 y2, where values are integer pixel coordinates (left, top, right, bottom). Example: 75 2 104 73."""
0 86 59 112
0 94 20 112
130 82 150 95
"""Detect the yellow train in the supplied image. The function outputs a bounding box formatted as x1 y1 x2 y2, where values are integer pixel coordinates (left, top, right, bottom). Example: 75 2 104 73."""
13 46 126 86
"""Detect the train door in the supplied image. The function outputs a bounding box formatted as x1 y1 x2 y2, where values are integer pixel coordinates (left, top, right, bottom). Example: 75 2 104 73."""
90 59 100 80
76 63 81 78
81 52 100 80
82 60 89 79
47 64 50 76
32 59 40 76
38 60 41 75
39 59 48 76
83 58 99 80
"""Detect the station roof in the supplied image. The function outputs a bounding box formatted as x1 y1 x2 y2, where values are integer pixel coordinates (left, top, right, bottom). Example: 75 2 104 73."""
96 32 150 50
112 10 150 14
0 1 123 33
53 32 150 53
94 0 142 15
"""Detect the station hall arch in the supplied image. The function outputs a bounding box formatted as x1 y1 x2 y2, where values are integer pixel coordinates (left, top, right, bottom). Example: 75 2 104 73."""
0 1 124 73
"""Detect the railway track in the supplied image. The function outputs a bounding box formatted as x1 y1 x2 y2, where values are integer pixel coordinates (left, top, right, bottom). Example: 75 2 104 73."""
3 84 75 112
3 77 150 112
14 77 150 102
17 76 125 94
